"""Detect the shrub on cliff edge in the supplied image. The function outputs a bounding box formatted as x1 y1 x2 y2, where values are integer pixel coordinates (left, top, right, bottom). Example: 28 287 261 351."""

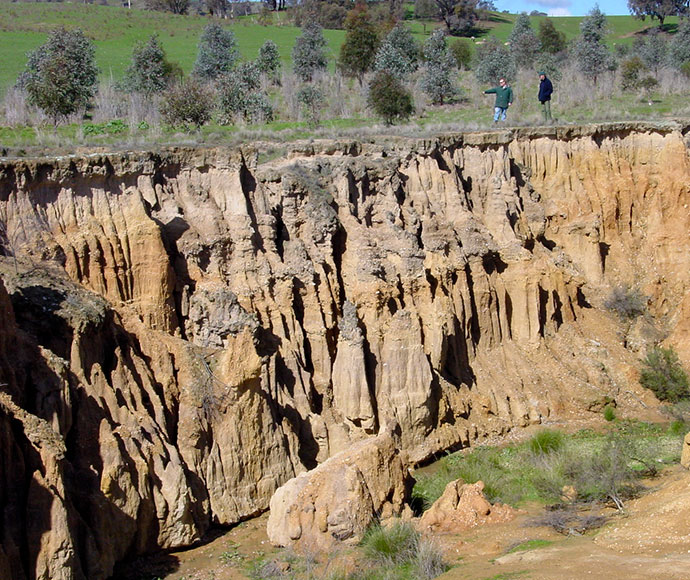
640 346 690 403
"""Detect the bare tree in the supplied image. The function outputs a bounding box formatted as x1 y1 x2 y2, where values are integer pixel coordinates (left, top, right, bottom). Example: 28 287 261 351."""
435 0 478 34
435 0 458 30
146 0 190 14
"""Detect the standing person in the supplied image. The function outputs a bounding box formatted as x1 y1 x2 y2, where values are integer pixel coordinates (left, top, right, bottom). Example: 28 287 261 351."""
484 78 514 123
538 71 553 123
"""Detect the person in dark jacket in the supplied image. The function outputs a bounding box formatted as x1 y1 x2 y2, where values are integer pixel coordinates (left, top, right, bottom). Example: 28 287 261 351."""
484 77 513 123
538 72 553 122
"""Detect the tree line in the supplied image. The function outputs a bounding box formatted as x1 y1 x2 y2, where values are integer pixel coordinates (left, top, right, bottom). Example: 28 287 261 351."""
14 4 690 129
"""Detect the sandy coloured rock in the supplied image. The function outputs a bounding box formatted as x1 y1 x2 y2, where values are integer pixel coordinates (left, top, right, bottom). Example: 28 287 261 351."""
267 426 410 550
419 480 518 532
0 123 688 577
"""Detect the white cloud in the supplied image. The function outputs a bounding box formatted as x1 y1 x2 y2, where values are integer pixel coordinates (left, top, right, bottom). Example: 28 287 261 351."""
548 7 572 15
533 0 572 7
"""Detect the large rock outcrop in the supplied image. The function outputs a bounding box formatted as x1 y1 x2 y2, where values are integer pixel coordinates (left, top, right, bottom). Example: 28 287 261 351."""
0 122 688 577
267 426 409 550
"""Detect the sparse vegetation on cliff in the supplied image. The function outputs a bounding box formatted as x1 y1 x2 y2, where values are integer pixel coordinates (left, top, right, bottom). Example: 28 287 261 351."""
640 346 690 403
604 284 648 319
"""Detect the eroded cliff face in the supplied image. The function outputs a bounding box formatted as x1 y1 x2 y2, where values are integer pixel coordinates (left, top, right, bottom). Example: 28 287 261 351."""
0 123 688 579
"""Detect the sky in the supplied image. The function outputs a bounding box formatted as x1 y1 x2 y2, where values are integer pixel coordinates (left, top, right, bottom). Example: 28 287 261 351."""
493 0 630 17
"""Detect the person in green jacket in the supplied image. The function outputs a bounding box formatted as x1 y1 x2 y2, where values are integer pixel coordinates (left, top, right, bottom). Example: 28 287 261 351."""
484 77 514 123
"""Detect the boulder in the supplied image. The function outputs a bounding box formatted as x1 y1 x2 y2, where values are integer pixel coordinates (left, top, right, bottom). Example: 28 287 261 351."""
267 426 410 550
419 480 517 532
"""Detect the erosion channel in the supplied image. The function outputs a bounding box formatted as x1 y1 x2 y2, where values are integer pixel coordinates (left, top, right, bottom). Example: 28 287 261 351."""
1 122 689 579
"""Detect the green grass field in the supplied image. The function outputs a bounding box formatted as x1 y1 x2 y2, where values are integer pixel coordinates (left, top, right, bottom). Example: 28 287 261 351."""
0 3 350 92
480 12 679 44
0 3 676 92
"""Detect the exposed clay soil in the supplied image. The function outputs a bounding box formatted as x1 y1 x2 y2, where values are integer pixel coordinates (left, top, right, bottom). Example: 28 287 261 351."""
122 464 690 580
438 464 690 580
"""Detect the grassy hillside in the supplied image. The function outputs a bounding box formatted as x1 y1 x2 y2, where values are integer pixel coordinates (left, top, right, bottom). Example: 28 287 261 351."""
0 3 677 92
471 11 679 44
0 3 349 91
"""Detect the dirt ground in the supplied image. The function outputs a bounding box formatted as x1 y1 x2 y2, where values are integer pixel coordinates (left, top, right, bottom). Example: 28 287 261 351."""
437 464 690 580
126 463 690 580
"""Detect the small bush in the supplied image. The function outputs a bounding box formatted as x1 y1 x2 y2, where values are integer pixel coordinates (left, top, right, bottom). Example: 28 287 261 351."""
620 56 648 90
668 18 690 69
358 521 447 580
160 78 214 130
338 3 379 83
292 22 328 82
603 405 616 422
217 62 274 124
121 35 176 96
367 70 414 125
661 399 690 425
474 36 517 84
508 13 541 69
248 558 289 580
450 38 472 70
257 40 281 83
374 23 419 81
413 537 448 579
83 119 128 136
538 18 567 55
361 521 419 564
529 508 606 535
680 61 690 79
192 22 239 81
640 346 690 403
668 419 687 436
529 429 565 455
573 429 647 509
638 75 659 102
297 84 324 127
18 27 99 124
420 29 458 105
604 285 647 319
